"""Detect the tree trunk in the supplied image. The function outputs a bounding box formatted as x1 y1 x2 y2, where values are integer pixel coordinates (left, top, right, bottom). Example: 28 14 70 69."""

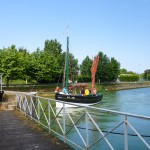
6 78 9 88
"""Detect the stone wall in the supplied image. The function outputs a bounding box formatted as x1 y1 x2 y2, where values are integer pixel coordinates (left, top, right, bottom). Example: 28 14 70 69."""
103 82 150 91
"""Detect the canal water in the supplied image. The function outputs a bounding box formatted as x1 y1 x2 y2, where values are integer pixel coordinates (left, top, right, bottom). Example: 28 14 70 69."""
62 87 150 150
100 87 150 116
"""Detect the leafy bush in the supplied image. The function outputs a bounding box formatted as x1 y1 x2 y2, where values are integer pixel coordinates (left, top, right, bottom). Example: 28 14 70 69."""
77 76 91 83
119 74 139 82
148 75 150 81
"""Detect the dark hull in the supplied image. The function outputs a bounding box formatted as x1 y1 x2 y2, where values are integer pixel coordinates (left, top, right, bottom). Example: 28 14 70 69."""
55 93 103 104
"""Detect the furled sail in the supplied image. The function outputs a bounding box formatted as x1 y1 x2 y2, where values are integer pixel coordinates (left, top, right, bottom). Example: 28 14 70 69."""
91 54 99 90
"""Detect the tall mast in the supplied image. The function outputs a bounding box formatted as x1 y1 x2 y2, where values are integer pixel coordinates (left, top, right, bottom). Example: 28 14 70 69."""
65 33 69 89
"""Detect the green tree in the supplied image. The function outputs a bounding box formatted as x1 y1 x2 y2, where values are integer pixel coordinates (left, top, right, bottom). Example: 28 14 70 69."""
0 45 25 86
17 47 31 83
40 39 64 83
144 69 150 81
96 52 120 83
44 39 62 56
97 52 110 82
22 49 40 83
29 50 59 83
120 68 127 74
59 51 79 85
80 56 92 77
80 52 120 83
68 53 79 82
109 57 120 82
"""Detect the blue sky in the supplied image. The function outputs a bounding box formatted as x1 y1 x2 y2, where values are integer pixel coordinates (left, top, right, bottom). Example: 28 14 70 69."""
0 0 150 73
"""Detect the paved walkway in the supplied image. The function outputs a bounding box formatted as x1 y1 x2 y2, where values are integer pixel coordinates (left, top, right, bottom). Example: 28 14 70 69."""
0 110 73 150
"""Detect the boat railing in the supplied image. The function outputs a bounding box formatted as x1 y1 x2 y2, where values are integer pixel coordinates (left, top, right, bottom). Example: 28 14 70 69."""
16 92 150 150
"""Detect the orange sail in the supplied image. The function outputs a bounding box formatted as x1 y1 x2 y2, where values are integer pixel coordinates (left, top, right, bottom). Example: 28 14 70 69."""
91 54 99 90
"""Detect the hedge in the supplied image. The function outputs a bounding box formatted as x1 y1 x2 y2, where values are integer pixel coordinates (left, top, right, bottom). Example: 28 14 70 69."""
119 74 139 82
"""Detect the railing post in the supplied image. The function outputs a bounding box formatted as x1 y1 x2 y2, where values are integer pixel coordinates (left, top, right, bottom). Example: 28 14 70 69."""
30 96 32 120
25 96 27 116
85 108 89 150
124 115 128 150
30 92 37 119
38 98 40 126
20 95 22 111
63 103 66 143
48 100 51 133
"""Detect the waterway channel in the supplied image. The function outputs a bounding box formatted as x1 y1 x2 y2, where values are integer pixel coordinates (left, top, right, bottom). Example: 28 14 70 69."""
61 87 150 150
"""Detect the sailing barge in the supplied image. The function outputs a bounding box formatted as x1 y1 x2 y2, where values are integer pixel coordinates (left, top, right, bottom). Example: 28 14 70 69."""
55 34 103 107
